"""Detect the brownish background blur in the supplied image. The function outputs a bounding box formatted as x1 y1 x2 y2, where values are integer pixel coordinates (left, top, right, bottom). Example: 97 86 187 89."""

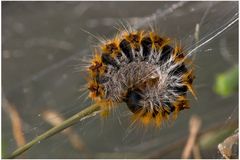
2 1 238 158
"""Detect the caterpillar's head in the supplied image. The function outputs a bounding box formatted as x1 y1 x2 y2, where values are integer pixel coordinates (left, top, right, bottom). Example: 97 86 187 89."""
87 30 195 126
125 89 143 113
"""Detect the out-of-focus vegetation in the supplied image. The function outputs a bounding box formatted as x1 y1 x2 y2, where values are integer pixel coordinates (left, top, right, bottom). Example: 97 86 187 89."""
214 65 238 97
212 65 238 158
2 140 7 158
199 126 236 149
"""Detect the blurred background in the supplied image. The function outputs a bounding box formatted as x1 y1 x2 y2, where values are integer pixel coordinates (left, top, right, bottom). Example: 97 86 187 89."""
2 1 238 159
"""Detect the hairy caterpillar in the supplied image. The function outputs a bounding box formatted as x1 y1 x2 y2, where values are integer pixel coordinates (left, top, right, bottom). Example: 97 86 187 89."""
87 29 195 126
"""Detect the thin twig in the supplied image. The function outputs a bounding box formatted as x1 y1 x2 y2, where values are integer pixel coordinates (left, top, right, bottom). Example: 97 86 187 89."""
5 103 100 159
42 109 86 151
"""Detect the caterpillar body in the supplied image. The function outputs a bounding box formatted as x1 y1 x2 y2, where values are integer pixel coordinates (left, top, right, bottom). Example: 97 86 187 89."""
87 30 195 126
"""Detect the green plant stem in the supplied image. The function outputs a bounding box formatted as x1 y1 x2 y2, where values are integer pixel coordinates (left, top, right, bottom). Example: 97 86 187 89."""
5 103 100 159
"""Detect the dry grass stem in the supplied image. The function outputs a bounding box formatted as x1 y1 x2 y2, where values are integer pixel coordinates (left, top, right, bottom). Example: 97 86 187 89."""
182 115 202 159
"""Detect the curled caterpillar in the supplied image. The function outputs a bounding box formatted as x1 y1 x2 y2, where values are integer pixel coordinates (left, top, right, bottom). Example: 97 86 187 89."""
87 30 195 126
